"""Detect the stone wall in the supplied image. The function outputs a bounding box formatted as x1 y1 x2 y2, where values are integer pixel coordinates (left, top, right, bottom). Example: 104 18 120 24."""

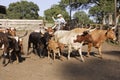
0 19 44 30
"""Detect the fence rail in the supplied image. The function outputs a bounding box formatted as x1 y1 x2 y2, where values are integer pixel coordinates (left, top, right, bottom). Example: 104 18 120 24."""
0 19 44 30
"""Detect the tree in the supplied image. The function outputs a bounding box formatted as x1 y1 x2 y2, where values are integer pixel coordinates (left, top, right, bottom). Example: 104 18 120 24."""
44 4 69 22
73 11 93 24
0 5 6 18
59 0 119 23
7 1 39 19
89 0 115 23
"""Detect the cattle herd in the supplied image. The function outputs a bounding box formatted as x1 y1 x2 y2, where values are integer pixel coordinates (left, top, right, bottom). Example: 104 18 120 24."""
0 25 117 66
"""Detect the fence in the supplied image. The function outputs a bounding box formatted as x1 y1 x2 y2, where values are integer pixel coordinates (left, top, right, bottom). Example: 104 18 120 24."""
0 19 44 30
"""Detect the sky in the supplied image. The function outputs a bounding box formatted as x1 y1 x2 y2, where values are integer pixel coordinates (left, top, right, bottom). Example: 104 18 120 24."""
0 0 60 16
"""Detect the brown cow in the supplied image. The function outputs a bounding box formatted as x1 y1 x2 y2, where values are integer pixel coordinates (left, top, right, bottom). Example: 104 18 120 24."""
70 26 116 58
87 27 116 58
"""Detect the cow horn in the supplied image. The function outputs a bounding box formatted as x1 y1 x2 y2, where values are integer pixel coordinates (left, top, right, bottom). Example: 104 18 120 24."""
40 29 46 34
44 26 48 29
18 30 28 38
89 27 96 32
111 25 116 29
87 26 92 30
52 24 57 29
8 36 15 39
8 36 19 41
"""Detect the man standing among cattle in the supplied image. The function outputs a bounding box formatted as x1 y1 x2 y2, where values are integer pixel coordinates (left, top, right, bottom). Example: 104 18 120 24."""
52 14 66 30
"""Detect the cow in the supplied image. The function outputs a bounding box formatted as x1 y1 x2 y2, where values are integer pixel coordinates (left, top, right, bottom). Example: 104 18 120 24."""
0 32 24 66
0 27 16 36
86 27 116 58
69 26 117 58
34 26 55 36
53 28 96 62
47 39 61 60
27 31 52 58
7 36 24 64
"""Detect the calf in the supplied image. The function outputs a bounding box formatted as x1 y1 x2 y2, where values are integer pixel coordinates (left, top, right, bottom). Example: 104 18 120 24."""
47 39 60 60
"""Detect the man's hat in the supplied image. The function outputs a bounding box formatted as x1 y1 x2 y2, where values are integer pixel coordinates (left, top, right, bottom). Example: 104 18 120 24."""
57 14 62 17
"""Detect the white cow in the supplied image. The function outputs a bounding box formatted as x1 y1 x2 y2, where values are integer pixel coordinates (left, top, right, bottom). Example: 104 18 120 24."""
53 28 96 62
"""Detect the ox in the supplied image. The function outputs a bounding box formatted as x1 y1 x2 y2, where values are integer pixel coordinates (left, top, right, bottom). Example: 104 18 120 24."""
53 28 95 62
70 26 116 58
0 32 23 66
86 27 116 58
27 31 52 58
34 26 55 35
0 27 16 36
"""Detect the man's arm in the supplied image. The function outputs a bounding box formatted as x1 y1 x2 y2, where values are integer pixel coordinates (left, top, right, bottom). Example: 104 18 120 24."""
52 17 56 22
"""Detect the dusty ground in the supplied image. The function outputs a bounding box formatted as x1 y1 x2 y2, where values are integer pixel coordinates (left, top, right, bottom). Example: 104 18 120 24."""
0 30 120 80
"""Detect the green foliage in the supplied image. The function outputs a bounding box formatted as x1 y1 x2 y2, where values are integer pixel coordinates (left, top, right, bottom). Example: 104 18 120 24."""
59 0 97 10
44 4 69 22
7 1 39 19
73 11 93 24
89 0 115 23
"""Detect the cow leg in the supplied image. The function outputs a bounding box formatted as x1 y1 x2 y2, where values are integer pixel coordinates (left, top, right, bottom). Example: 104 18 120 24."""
37 47 44 58
87 43 92 57
53 52 55 60
98 46 102 58
2 52 11 66
8 52 12 64
58 51 61 58
68 45 72 60
48 51 50 59
78 48 84 62
27 42 30 55
2 52 7 65
20 44 24 55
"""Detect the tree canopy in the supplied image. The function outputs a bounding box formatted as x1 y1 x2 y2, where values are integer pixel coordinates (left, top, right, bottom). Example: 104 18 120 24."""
44 4 69 22
73 11 93 24
7 1 39 19
59 0 120 23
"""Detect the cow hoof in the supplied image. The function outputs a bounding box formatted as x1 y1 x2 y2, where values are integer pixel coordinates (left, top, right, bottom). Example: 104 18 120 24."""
99 56 103 59
86 54 90 57
2 61 5 65
81 60 85 62
67 58 70 60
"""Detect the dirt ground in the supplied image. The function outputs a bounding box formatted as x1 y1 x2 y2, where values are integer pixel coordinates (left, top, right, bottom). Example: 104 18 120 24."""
0 30 120 80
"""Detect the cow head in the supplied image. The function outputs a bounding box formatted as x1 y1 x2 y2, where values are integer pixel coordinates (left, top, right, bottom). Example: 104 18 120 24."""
43 32 53 45
6 27 16 36
73 28 96 43
44 27 55 35
106 26 116 41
